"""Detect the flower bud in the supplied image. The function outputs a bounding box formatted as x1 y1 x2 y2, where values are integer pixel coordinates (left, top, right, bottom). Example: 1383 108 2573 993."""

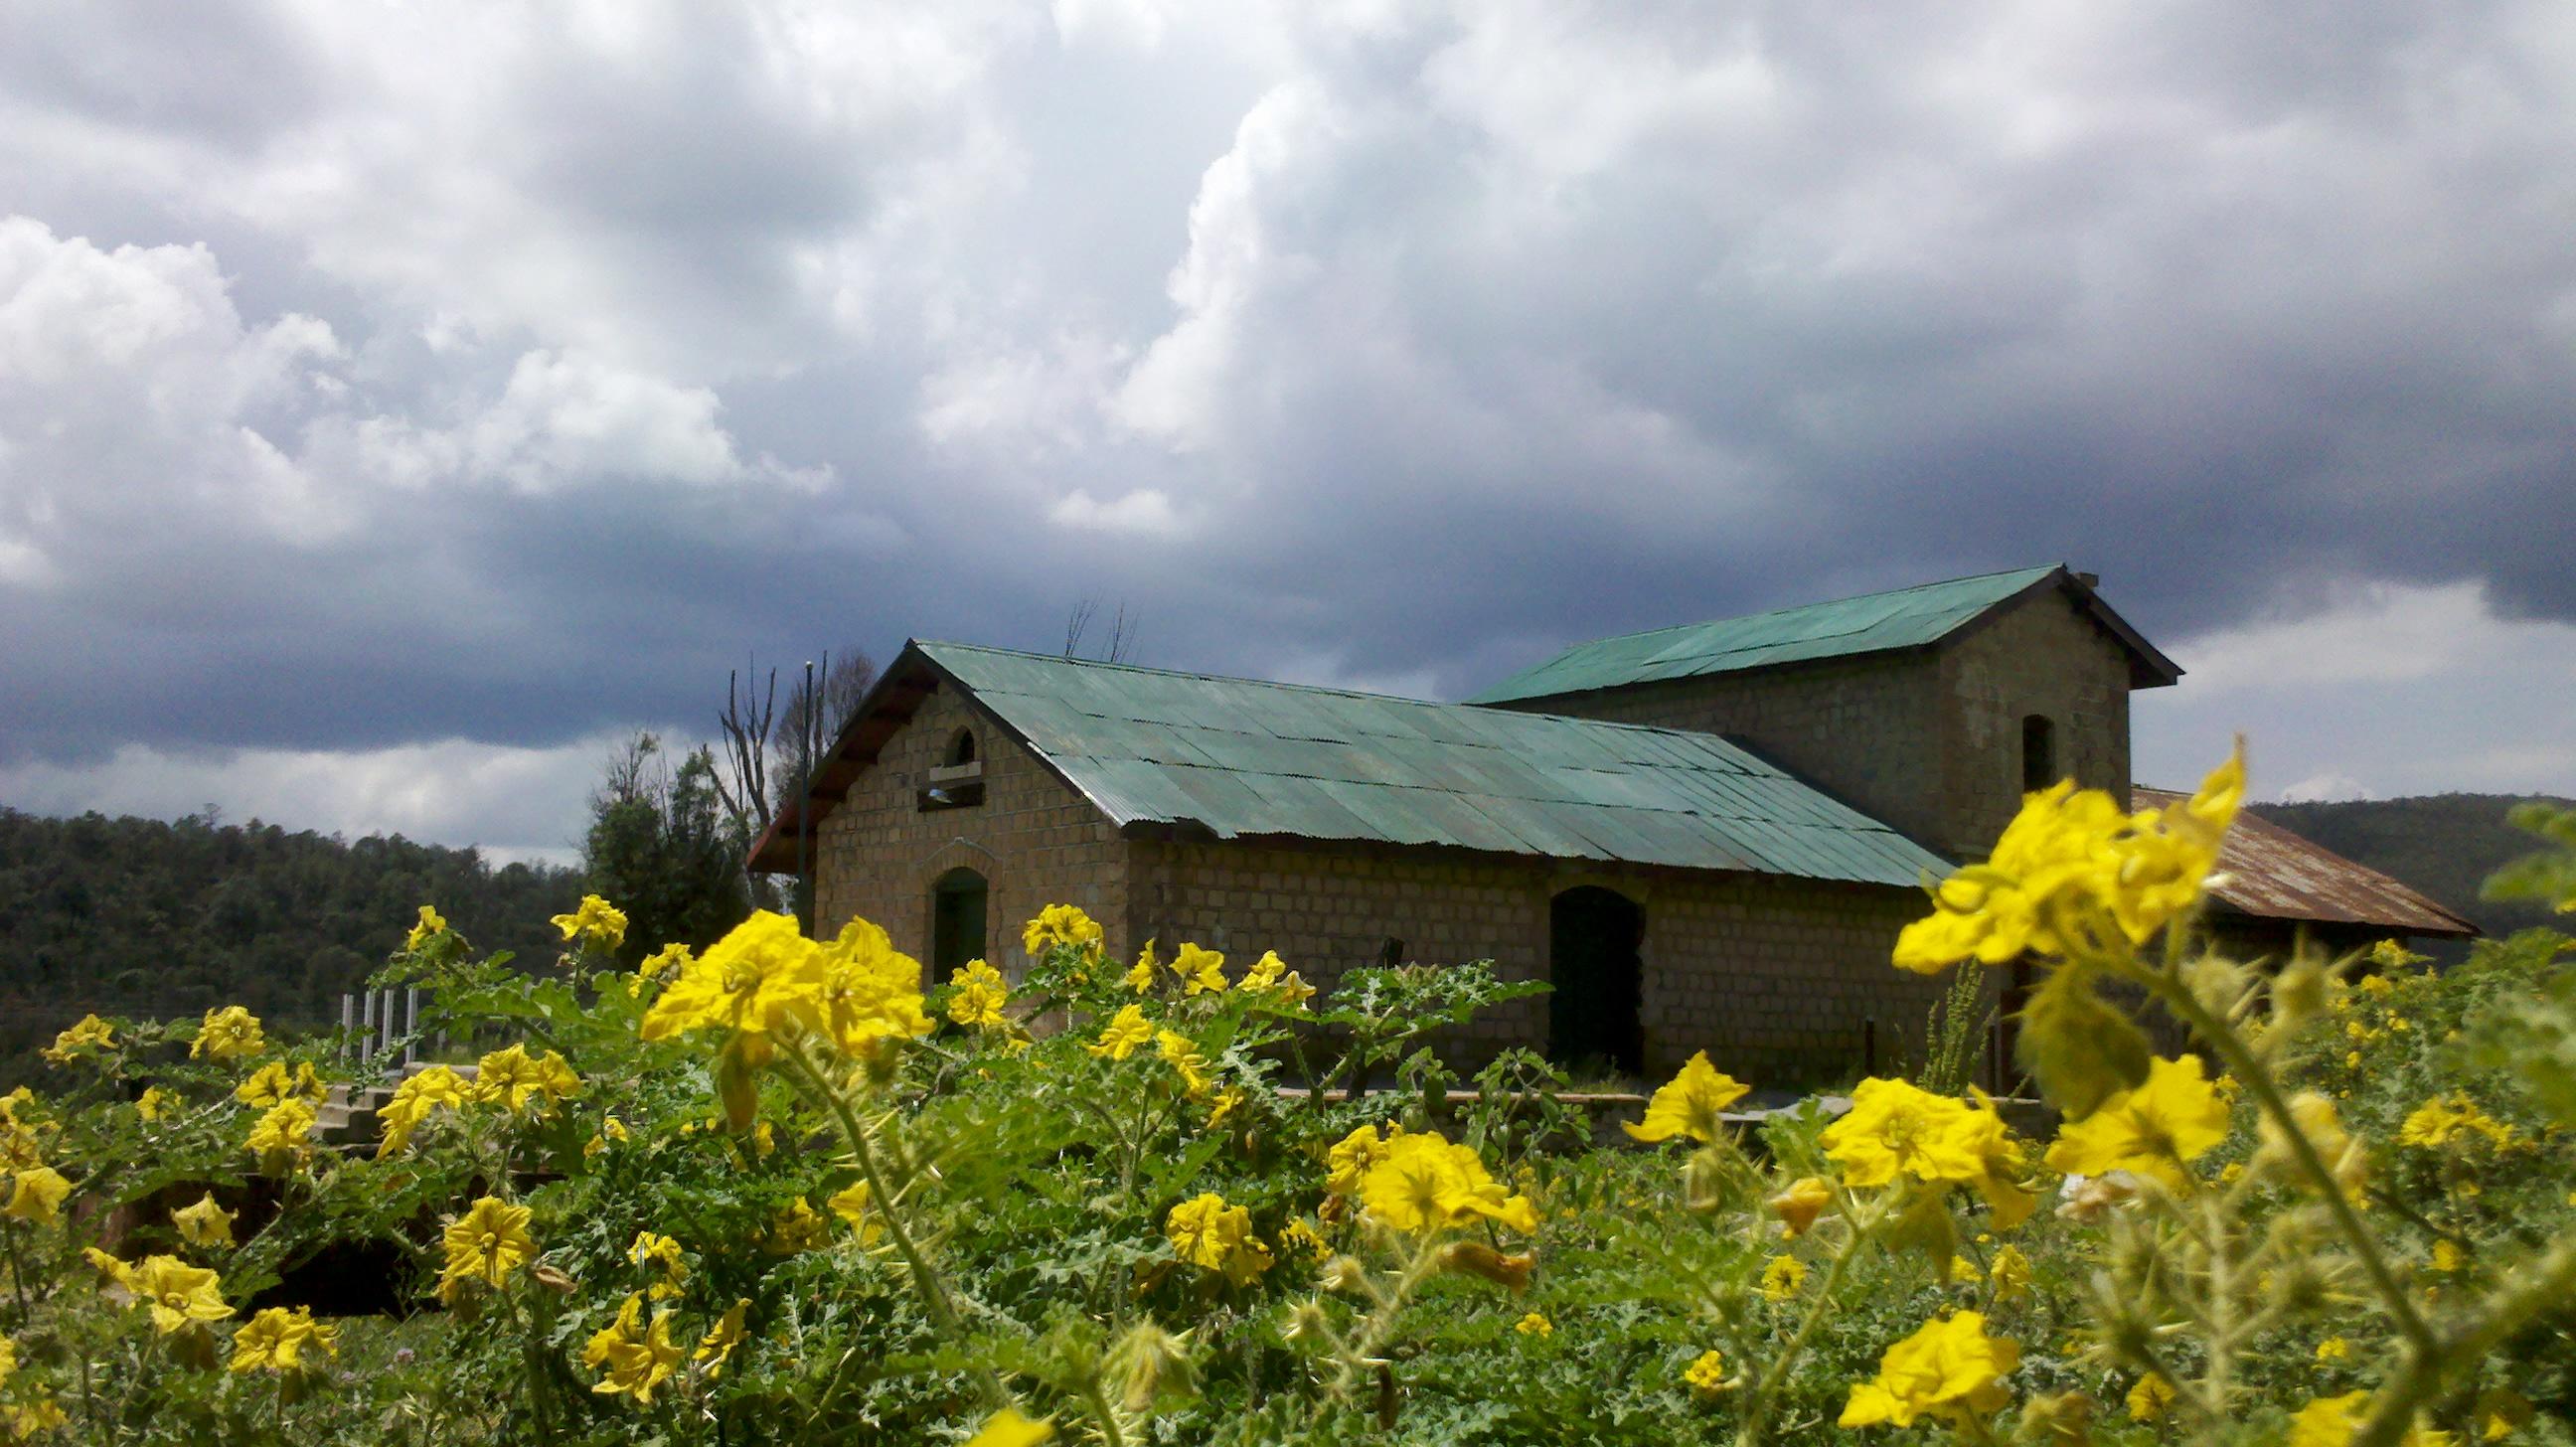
1435 1241 1534 1292
1105 1318 1196 1410
1321 1256 1370 1295
1767 1177 1833 1236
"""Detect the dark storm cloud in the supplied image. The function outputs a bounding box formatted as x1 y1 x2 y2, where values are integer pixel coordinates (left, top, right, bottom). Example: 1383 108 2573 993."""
2 0 2572 848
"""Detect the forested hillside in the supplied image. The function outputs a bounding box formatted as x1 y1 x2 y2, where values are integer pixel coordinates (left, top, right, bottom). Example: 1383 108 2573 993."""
2250 792 2573 947
0 808 582 1076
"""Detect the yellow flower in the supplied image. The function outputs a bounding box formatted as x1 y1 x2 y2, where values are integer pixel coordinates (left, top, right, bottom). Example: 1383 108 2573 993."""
1623 1051 1751 1144
641 910 825 1054
1515 1311 1553 1337
1280 1217 1332 1262
1838 1310 2019 1429
2316 1337 2351 1363
813 916 934 1057
230 1306 336 1373
1207 1087 1246 1129
42 1015 115 1063
695 1299 750 1376
122 1255 234 1333
637 942 693 980
2042 1054 2229 1189
1768 1176 1835 1236
827 1181 884 1244
1165 1193 1272 1285
2288 1390 2456 1447
0 1168 67 1227
586 1114 630 1158
1327 1123 1394 1197
1238 950 1287 991
947 959 1010 1029
0 1400 61 1437
2399 1094 2514 1151
583 1294 682 1405
473 1044 582 1114
965 1408 1054 1447
629 1231 686 1299
191 1006 265 1062
1155 1030 1212 1098
1123 941 1159 993
2431 1239 2465 1273
1023 904 1105 960
1947 1255 1983 1285
172 1192 236 1248
236 1059 329 1108
768 1198 828 1255
552 893 628 950
1820 1077 1990 1190
1272 971 1317 1006
438 1197 536 1303
377 1064 470 1157
1758 1254 1807 1303
135 1086 170 1123
246 1100 317 1168
1989 1244 2032 1302
406 904 448 951
1086 1005 1155 1061
1683 1350 1732 1395
1358 1132 1538 1236
2127 1372 2175 1422
1172 942 1228 995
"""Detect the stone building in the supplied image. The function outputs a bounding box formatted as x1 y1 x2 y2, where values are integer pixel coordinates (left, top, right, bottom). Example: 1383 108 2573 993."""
752 564 2469 1085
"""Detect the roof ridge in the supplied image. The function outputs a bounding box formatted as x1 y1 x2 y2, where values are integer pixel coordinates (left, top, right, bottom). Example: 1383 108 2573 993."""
1566 563 2063 650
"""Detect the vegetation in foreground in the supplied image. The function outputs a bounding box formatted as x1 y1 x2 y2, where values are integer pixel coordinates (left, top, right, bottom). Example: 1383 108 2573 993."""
0 761 2569 1444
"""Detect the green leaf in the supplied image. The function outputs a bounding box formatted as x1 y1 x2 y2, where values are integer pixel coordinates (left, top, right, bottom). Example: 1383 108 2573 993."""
2016 965 2151 1117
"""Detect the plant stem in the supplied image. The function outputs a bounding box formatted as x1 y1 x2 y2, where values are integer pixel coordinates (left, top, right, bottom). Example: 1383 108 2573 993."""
1735 1204 1878 1447
777 1039 1013 1413
2131 966 2438 1357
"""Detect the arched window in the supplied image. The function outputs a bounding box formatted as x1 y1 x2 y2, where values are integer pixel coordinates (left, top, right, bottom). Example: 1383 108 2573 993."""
943 728 977 767
930 868 988 974
2020 715 2057 794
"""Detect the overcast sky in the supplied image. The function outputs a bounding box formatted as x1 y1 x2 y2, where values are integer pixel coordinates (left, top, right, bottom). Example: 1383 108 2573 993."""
3 1 2572 865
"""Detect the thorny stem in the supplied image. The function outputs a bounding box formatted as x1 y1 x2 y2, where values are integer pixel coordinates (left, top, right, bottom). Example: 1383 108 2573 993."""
1735 1198 1883 1447
1317 1234 1441 1419
2350 1236 2576 1447
776 1038 1014 1414
2128 964 2440 1358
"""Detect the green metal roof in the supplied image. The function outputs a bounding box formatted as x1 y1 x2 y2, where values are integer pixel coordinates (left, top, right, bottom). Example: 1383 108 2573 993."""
1467 564 2175 705
919 641 1948 887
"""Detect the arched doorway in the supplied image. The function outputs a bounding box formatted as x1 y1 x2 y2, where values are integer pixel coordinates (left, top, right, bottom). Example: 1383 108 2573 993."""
929 868 988 974
1548 886 1644 1076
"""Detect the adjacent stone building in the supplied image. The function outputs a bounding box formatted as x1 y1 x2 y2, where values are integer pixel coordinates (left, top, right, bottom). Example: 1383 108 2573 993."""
752 564 2471 1085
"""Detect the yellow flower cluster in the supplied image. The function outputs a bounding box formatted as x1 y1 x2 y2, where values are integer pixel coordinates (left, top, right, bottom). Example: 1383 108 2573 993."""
1237 949 1316 1005
231 1306 336 1374
1022 903 1104 960
1622 1051 1750 1144
947 960 1010 1030
552 893 629 950
1357 1131 1537 1236
1758 1254 1806 1302
1820 1077 2033 1225
85 1251 232 1333
1893 746 2243 973
2398 1093 2515 1152
2042 1054 2229 1190
1683 1349 1731 1395
406 903 448 951
1165 1193 1273 1285
41 1014 115 1064
584 1294 683 1404
630 1231 686 1299
246 1099 318 1169
1839 1310 2018 1429
236 1058 329 1108
1085 1005 1155 1060
2288 1390 2456 1447
641 911 931 1065
377 1064 472 1157
438 1197 535 1304
191 1006 266 1062
475 1044 583 1114
1171 943 1228 996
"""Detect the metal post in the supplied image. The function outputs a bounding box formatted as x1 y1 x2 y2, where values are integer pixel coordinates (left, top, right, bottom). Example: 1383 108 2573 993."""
340 994 356 1061
404 988 420 1068
360 991 377 1058
382 989 400 1057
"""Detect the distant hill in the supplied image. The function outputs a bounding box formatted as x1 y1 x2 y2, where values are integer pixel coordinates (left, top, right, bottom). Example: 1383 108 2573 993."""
0 808 583 1080
2248 792 2573 952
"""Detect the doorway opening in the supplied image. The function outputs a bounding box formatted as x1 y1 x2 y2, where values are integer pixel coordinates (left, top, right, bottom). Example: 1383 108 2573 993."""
1548 885 1644 1077
930 868 988 974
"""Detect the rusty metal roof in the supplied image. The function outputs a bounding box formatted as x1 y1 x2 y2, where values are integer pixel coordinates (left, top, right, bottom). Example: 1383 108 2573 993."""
1467 564 2182 705
2134 787 2477 938
756 640 1953 886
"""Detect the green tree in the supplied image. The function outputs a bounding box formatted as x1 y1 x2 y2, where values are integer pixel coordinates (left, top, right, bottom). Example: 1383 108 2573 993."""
580 732 751 966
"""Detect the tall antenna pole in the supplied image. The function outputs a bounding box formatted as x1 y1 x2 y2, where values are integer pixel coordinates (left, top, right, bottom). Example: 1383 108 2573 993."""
796 658 815 934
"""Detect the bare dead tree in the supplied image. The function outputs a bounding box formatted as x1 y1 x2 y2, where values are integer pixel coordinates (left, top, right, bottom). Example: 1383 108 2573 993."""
715 660 779 900
769 648 878 815
1063 596 1139 663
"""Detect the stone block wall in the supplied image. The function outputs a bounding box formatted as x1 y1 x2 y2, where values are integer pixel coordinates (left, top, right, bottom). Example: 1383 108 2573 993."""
1133 838 1954 1088
810 680 1128 977
1489 655 1953 861
1938 587 2134 856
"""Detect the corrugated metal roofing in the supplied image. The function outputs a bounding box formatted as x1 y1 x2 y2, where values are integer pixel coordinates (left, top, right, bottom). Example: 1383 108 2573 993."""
921 641 1949 887
2134 788 2478 938
1467 564 2169 705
